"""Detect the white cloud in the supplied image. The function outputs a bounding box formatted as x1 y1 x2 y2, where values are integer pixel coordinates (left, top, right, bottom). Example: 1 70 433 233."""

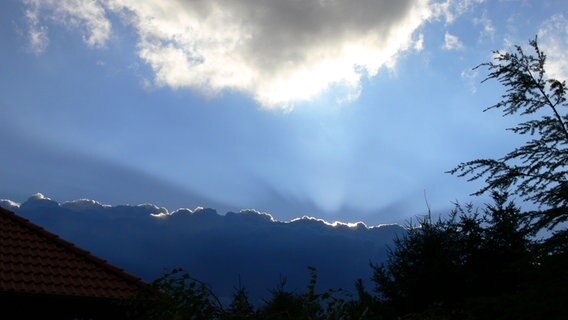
473 10 495 40
0 199 21 211
432 0 485 24
414 33 425 51
24 7 49 54
443 32 464 50
30 192 50 200
538 14 568 82
461 68 479 93
109 0 434 108
23 0 438 108
23 0 111 48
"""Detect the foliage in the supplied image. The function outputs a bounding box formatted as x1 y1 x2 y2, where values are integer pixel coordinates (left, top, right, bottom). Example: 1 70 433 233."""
448 37 568 232
372 191 532 319
258 266 360 320
225 282 255 320
125 268 224 320
126 266 369 320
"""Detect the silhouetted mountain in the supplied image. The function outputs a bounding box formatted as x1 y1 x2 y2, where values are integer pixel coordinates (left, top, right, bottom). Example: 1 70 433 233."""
1 194 405 303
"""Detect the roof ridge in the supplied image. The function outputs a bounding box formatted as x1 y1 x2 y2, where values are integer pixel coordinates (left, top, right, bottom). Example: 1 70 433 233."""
0 207 146 291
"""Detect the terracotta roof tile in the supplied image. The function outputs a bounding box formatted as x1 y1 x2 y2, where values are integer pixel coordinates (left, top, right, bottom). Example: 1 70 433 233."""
0 207 146 299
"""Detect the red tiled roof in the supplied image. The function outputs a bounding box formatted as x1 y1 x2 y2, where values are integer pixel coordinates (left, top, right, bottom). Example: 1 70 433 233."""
0 206 146 299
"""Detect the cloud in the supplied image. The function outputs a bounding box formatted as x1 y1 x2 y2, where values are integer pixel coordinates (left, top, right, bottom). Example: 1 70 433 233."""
0 199 20 211
24 6 49 54
23 0 435 108
290 215 369 229
1 194 405 301
473 10 495 41
414 33 425 51
237 208 276 222
112 0 434 108
538 14 568 82
461 68 479 93
30 192 49 201
23 0 111 48
443 31 464 50
20 0 492 107
431 0 485 24
61 198 110 211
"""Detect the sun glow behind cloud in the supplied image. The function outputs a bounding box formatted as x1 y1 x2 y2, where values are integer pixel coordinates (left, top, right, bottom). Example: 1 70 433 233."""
22 0 439 108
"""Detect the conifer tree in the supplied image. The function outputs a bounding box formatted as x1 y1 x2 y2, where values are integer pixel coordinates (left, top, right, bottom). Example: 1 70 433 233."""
448 37 568 236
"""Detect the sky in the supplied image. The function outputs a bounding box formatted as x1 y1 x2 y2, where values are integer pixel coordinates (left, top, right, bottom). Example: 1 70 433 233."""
1 0 567 225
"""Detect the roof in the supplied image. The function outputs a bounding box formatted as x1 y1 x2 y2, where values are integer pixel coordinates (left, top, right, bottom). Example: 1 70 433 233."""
0 206 146 299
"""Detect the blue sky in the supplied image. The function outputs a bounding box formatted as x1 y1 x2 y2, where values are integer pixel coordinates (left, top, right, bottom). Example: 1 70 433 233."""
1 0 567 225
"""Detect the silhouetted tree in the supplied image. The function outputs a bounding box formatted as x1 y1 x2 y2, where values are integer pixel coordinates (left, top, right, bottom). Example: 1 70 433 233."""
260 283 309 319
448 37 568 241
372 213 469 317
340 279 377 319
256 266 368 320
125 268 224 320
224 282 256 320
372 191 534 318
446 37 568 318
126 266 369 320
258 268 328 320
